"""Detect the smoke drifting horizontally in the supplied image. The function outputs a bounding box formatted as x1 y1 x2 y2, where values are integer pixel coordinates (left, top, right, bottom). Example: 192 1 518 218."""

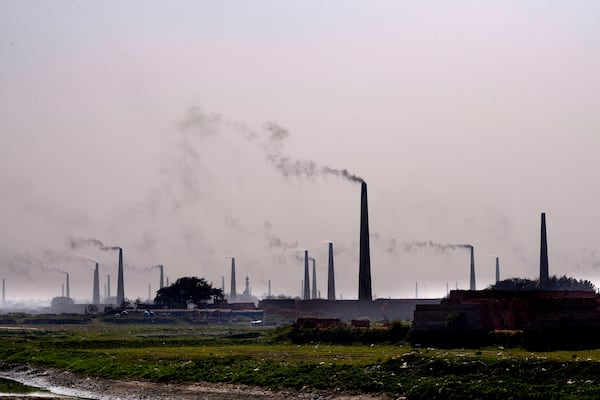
263 222 298 252
262 120 364 183
267 154 364 184
78 254 99 264
384 239 473 254
69 238 121 251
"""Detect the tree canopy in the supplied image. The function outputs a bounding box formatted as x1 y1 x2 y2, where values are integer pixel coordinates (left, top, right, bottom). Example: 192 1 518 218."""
154 277 224 308
490 275 595 292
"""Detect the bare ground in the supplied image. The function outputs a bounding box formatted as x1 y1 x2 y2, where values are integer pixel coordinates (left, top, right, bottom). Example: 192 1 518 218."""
0 365 392 400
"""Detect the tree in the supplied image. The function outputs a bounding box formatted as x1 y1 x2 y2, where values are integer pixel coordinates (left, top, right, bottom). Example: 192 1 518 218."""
490 275 595 292
154 277 224 308
491 278 538 291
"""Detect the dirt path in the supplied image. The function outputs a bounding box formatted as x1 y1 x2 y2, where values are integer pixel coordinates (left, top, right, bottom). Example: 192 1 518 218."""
0 365 391 400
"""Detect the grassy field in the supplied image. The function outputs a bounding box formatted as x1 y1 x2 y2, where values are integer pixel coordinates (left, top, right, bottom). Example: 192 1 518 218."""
1 321 600 399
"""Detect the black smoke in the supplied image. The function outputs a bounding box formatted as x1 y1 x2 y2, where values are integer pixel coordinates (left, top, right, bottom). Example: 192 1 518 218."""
68 238 121 251
382 238 472 254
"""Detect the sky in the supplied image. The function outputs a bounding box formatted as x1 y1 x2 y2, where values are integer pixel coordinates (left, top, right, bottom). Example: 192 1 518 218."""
1 1 600 303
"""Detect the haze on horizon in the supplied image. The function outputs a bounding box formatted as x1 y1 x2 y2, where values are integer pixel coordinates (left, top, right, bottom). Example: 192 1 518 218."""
1 1 600 303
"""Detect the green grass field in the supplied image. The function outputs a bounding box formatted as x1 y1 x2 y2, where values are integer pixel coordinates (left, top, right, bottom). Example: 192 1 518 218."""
1 321 600 399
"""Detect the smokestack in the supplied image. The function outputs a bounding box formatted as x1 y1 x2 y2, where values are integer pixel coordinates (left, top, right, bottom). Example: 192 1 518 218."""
469 246 476 290
495 257 500 284
116 248 125 306
166 277 169 286
310 258 317 299
107 274 111 300
61 284 64 297
93 263 100 305
159 265 164 289
415 282 418 299
539 212 549 288
268 279 271 297
66 273 70 299
358 181 372 301
221 276 225 291
303 250 310 300
148 283 151 301
230 257 237 302
327 242 335 301
244 276 250 294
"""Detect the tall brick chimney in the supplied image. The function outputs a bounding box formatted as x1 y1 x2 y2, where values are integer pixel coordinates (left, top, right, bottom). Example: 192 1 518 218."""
495 257 500 284
311 258 317 299
327 242 335 301
358 182 372 301
469 246 476 290
230 257 237 302
116 248 124 306
539 212 549 288
303 250 310 300
93 263 100 304
159 265 164 289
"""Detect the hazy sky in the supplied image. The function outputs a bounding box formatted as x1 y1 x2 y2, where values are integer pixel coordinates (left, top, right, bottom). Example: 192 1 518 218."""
1 1 600 302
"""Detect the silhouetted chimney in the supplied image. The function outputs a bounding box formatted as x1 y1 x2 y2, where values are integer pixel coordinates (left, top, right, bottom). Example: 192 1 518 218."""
327 242 335 301
244 276 250 295
66 273 70 299
93 263 100 304
230 257 237 302
268 279 271 297
117 248 125 306
148 283 151 301
495 257 500 284
310 258 317 299
303 250 310 300
159 265 164 289
469 246 476 290
358 182 372 301
539 212 549 288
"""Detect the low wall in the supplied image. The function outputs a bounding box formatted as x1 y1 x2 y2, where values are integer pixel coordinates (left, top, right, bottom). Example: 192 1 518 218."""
261 298 441 321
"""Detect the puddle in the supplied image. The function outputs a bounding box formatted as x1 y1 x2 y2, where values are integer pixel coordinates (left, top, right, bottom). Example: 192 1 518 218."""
0 377 87 399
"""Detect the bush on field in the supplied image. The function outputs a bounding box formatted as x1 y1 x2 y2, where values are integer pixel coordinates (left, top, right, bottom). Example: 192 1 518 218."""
286 321 410 344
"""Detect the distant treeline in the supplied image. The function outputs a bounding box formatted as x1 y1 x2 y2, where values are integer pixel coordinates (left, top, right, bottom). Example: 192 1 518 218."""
490 275 595 291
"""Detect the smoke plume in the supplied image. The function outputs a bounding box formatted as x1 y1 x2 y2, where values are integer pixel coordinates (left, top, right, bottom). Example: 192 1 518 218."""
384 238 472 254
293 249 308 262
263 221 298 252
78 254 99 264
266 154 364 184
69 238 121 251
